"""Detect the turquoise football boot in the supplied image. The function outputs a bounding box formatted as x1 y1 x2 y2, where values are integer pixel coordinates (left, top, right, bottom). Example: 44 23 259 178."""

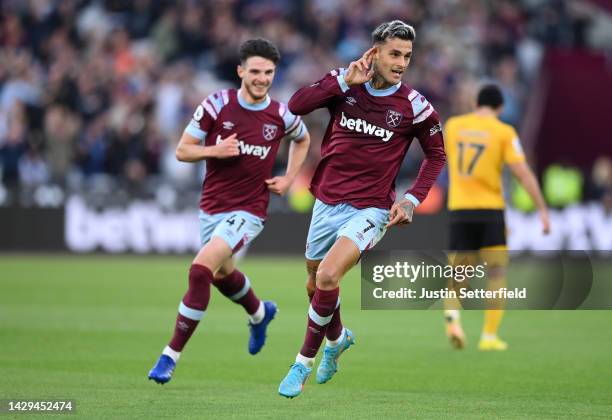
278 362 312 398
316 328 355 384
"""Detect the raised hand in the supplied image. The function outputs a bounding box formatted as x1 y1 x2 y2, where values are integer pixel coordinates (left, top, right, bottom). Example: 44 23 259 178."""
344 47 376 86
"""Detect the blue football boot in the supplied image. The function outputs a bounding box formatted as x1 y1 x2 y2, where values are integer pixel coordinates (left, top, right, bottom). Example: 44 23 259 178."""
148 354 176 384
248 301 278 355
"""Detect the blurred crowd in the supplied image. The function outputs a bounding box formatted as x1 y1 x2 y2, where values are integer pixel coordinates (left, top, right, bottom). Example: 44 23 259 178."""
1 0 610 209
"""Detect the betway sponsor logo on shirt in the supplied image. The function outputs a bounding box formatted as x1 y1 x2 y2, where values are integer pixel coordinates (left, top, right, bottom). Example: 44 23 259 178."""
338 112 394 142
216 135 270 160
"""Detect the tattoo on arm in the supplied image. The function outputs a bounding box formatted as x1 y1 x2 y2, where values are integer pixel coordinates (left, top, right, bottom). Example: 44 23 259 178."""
400 202 413 214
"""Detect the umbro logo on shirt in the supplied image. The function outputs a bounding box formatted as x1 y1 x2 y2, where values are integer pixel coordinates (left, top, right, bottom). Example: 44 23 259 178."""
338 112 394 142
222 121 235 130
429 123 442 136
346 96 357 106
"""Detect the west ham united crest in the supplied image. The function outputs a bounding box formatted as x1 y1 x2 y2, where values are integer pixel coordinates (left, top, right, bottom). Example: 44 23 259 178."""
386 110 403 128
262 124 278 141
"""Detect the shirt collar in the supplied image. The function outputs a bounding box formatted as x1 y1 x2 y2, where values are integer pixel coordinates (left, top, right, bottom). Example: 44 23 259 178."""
237 89 271 111
364 80 401 96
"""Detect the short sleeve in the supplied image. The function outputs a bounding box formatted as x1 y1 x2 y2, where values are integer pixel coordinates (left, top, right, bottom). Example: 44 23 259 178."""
409 89 434 125
184 91 229 141
503 127 526 164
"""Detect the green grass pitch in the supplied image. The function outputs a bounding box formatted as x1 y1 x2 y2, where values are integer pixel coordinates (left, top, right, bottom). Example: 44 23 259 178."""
1 255 611 419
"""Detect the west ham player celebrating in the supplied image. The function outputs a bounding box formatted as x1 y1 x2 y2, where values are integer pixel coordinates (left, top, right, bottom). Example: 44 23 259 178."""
278 21 446 398
148 39 310 384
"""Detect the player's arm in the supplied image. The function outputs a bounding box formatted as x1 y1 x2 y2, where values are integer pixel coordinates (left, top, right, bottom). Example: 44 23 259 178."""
508 161 550 234
503 130 550 234
266 113 311 196
175 131 239 162
288 48 375 115
266 132 310 196
388 111 446 228
176 99 240 162
288 72 346 115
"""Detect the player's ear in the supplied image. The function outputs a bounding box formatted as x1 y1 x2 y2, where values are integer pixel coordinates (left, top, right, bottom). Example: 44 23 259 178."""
237 64 244 79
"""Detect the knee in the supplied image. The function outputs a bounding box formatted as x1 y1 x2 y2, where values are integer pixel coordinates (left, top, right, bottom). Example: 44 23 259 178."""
215 265 233 280
189 264 213 288
193 256 216 275
316 266 340 290
185 264 213 310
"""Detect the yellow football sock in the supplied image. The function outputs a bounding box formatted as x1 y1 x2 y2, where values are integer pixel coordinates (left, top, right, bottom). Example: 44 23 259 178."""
479 246 508 337
483 309 504 336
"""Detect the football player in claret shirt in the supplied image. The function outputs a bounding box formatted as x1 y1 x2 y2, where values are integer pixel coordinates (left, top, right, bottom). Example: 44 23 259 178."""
148 38 310 384
443 84 549 351
278 20 446 398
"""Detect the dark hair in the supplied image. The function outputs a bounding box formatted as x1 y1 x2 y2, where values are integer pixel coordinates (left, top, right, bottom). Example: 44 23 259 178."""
477 84 504 108
239 38 281 65
372 20 416 44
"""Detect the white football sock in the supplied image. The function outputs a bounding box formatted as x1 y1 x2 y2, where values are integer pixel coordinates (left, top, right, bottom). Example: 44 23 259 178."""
162 346 181 362
249 301 265 324
295 353 315 368
444 309 460 323
326 328 345 348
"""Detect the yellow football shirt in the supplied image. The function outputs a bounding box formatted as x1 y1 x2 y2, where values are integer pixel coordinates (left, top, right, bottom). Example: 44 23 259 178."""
445 113 525 210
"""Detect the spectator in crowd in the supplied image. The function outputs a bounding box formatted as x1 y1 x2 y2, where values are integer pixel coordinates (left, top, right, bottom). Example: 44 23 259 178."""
0 0 608 207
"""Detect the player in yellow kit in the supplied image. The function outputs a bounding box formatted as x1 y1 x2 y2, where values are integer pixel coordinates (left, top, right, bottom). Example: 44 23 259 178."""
443 84 550 350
